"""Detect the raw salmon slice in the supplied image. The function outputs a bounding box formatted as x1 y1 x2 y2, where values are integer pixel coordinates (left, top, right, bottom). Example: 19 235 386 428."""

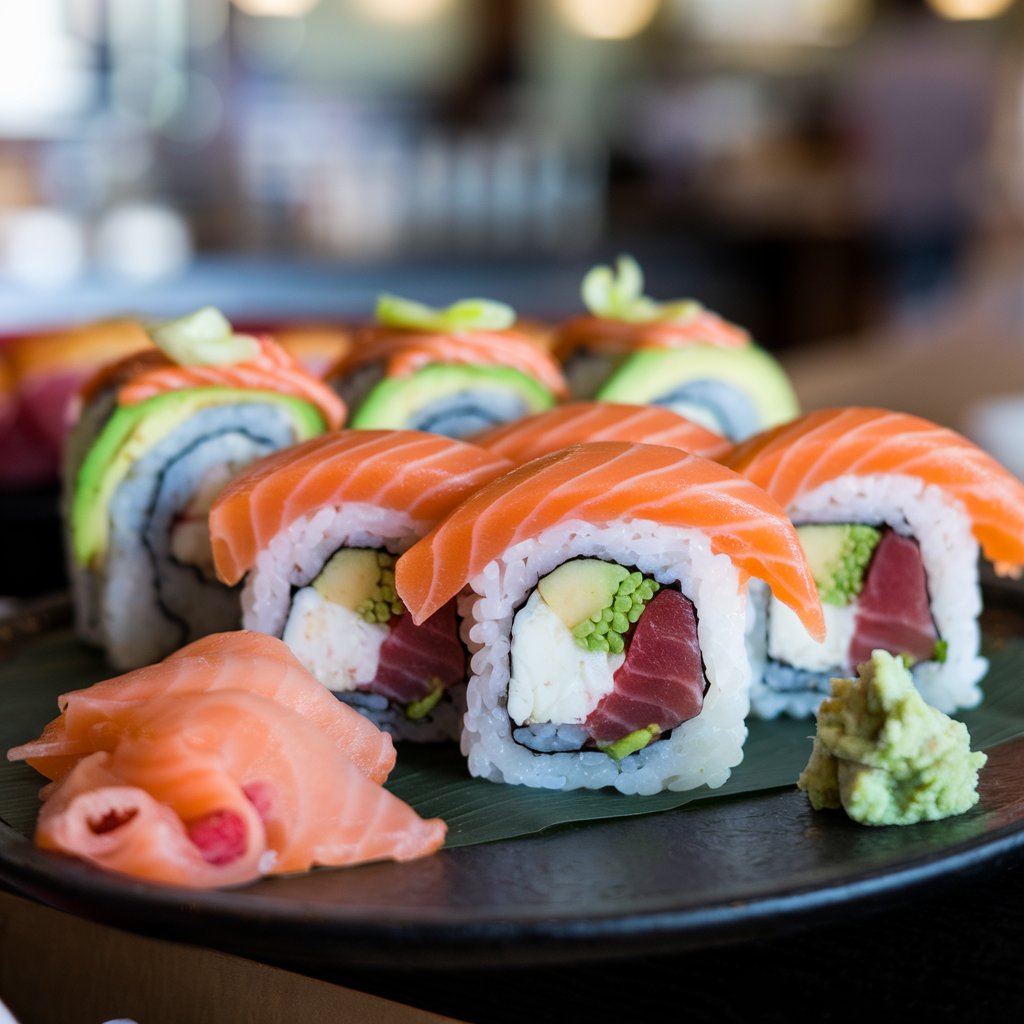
396 441 825 641
472 401 731 464
9 632 396 786
330 327 567 398
209 430 512 586
722 407 1024 576
35 690 446 887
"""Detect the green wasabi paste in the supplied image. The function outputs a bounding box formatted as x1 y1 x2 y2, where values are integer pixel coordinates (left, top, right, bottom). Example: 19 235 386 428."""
798 650 986 826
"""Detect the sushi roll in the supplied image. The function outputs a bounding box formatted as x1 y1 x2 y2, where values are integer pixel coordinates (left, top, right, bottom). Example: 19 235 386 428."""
66 307 344 670
328 293 567 438
209 430 513 741
553 256 798 441
472 400 731 465
396 442 824 793
723 407 1024 719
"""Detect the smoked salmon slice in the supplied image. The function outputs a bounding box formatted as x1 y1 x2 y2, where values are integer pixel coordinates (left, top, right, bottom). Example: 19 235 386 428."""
722 407 1024 576
33 689 446 887
209 430 512 586
471 401 731 464
395 441 825 641
8 632 396 786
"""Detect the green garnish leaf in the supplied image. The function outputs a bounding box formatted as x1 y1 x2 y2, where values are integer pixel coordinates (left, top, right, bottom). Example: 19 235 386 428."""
599 724 661 761
406 680 444 721
934 638 949 663
148 307 260 367
581 255 701 324
377 293 516 333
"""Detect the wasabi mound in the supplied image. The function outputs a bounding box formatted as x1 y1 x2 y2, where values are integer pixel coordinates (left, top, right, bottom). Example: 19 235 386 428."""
798 650 986 825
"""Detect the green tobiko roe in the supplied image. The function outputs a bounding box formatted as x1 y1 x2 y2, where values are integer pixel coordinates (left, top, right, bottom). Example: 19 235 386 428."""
572 571 660 655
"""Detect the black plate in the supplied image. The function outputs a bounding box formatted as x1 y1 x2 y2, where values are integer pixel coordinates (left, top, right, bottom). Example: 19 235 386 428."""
1 595 1023 971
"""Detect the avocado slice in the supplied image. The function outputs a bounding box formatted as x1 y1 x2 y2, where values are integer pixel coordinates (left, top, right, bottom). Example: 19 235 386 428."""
537 559 630 630
312 548 403 624
595 344 798 440
536 559 661 655
72 388 326 568
350 364 554 433
796 523 882 606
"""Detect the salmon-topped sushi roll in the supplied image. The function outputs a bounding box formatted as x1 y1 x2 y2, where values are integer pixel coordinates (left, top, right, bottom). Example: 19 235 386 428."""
65 307 344 670
209 430 512 741
396 442 823 794
327 294 566 438
553 256 798 440
471 400 731 464
723 407 1024 718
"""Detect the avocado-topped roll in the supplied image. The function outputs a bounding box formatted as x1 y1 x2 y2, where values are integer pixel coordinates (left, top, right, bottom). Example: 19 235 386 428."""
396 442 824 793
327 294 567 438
723 407 1024 718
209 430 512 741
66 307 345 669
553 256 798 441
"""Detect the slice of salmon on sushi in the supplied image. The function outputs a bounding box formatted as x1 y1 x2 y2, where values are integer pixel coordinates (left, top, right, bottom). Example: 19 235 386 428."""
32 689 446 889
208 430 513 742
326 293 567 439
8 631 396 786
395 441 823 795
471 401 731 464
722 406 1024 718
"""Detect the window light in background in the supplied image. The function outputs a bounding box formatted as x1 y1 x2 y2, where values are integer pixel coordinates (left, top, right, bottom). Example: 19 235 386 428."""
926 0 1015 19
673 0 871 48
556 0 662 40
349 0 459 28
232 0 321 16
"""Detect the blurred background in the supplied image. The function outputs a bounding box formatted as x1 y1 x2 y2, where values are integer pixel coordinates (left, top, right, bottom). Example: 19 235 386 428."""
3 0 1024 340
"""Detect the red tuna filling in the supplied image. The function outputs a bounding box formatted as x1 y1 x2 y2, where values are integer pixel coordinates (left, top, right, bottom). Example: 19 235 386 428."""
364 598 466 703
585 588 706 744
186 809 248 866
849 529 938 668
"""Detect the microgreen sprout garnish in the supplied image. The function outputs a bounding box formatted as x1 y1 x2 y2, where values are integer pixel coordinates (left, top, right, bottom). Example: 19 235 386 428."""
581 255 703 325
148 307 260 367
377 293 516 333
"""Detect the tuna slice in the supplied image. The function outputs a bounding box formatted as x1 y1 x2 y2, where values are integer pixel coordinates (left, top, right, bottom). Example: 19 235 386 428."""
365 599 466 704
849 529 938 668
585 588 706 744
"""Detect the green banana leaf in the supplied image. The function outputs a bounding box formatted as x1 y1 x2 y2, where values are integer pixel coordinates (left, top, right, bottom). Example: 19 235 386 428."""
2 630 1022 849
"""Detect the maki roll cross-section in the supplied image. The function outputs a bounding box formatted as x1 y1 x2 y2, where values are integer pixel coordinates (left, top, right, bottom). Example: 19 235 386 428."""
723 407 1024 718
395 441 824 794
208 429 512 741
65 307 345 670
